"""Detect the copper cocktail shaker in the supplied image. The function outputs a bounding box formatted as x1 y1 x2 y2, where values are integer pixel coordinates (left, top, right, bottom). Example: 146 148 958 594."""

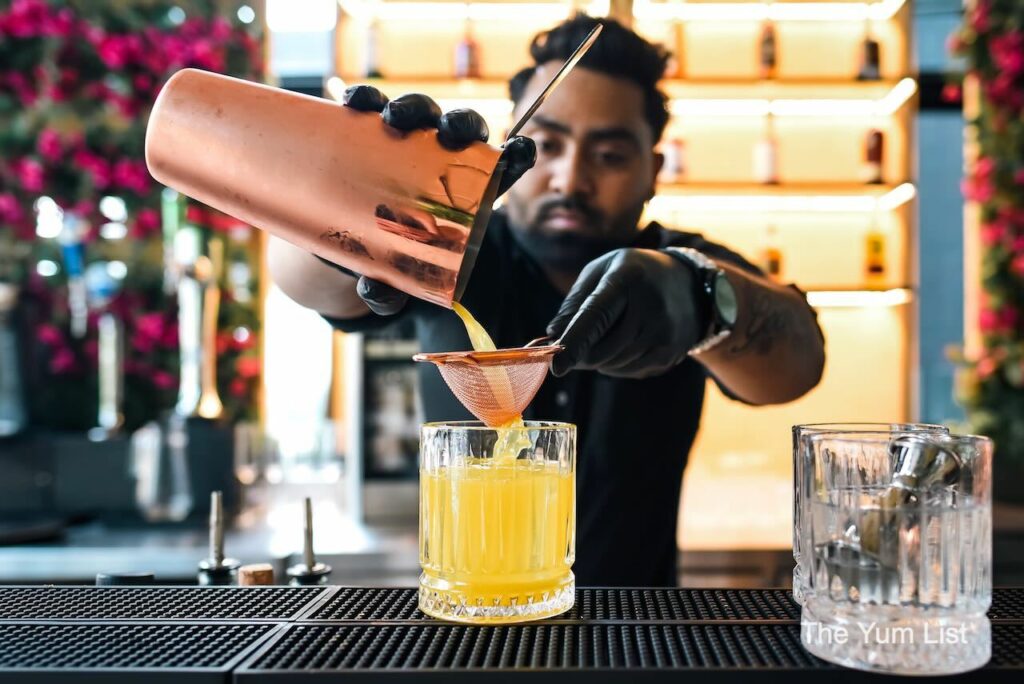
145 69 505 308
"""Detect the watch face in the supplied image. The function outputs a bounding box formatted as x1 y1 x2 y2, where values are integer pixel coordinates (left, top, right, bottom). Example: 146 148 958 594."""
713 272 739 327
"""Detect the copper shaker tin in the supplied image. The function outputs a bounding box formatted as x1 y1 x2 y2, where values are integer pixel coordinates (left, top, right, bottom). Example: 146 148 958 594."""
145 69 505 307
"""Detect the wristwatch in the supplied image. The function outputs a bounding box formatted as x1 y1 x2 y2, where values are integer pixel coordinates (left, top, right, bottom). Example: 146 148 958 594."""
663 246 739 356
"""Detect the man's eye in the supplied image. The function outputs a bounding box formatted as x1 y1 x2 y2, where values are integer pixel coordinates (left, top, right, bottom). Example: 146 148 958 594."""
538 139 562 156
595 150 628 166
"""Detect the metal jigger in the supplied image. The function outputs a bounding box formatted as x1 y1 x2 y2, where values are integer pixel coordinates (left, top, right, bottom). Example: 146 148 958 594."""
816 434 965 597
197 491 240 585
287 498 332 586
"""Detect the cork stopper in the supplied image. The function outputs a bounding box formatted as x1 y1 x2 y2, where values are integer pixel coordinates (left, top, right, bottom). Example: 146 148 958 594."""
238 563 275 586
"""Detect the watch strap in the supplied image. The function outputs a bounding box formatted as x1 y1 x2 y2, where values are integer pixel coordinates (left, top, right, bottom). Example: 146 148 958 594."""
663 246 732 356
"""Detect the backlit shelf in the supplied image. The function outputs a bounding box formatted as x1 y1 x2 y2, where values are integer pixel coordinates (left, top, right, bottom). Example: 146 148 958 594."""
805 288 913 308
334 0 907 23
665 78 916 116
327 76 917 117
650 182 915 213
338 0 610 23
637 0 906 22
657 181 910 193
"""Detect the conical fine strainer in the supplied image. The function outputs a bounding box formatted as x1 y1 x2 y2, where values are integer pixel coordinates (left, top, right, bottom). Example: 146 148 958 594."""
413 338 562 427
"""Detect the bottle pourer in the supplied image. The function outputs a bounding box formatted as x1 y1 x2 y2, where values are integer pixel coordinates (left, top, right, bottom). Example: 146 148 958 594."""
198 491 240 585
287 497 332 586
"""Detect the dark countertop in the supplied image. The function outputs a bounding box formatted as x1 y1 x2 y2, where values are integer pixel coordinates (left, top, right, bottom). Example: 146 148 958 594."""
0 586 1020 682
0 515 421 585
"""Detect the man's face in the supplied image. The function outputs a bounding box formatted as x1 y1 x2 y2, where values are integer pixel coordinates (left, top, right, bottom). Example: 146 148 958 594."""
505 63 662 275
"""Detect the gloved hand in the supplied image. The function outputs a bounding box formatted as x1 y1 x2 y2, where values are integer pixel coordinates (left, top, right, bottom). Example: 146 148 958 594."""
546 248 708 379
336 85 537 315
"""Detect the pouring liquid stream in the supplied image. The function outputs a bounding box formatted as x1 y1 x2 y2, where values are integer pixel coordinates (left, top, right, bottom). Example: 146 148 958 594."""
452 302 533 463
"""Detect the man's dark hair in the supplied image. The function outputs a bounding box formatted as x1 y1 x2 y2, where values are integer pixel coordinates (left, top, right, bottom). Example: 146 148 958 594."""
509 14 671 144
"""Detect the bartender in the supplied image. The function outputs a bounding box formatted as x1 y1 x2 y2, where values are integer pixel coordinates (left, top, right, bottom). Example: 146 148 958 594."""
269 15 825 586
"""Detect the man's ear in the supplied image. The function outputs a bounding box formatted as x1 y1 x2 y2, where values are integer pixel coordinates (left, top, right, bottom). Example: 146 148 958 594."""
651 150 665 197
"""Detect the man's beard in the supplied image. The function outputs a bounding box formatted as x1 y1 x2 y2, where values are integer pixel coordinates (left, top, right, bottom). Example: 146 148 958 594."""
507 195 644 275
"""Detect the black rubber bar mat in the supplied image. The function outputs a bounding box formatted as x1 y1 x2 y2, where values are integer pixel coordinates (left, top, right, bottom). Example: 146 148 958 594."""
0 621 280 683
235 621 1024 683
0 586 330 622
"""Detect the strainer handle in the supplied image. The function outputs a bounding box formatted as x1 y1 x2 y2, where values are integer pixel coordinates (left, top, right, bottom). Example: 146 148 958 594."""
525 336 553 348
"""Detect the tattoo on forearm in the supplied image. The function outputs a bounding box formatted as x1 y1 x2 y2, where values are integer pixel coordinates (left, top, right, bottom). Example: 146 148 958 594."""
726 285 793 357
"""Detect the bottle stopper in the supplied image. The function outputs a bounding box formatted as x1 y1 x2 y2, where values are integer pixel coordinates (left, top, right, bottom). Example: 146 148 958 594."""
286 497 332 586
197 491 240 585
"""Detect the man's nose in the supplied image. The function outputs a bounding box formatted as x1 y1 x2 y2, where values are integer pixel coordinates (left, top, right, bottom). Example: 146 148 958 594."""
548 148 595 198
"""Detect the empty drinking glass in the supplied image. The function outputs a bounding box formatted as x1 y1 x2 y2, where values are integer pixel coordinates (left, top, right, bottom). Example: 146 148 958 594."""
791 423 947 605
800 432 991 675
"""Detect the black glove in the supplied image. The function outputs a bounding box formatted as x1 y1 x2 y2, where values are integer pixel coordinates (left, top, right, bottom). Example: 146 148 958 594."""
546 248 708 379
336 85 536 316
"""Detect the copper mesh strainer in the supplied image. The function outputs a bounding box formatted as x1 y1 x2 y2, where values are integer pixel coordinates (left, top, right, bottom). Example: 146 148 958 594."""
413 337 563 427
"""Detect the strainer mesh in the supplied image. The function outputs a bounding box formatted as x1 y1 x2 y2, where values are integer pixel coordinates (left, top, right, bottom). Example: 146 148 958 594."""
435 358 551 427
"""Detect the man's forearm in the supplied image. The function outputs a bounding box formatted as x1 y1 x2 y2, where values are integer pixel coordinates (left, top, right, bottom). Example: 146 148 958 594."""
698 262 825 405
266 236 371 319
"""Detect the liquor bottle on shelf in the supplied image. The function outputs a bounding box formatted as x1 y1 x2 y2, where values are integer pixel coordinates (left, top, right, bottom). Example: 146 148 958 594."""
85 262 125 441
864 217 887 284
671 18 686 79
863 128 885 184
0 282 26 438
58 212 89 339
362 18 383 79
857 20 882 81
753 112 780 185
175 220 224 420
658 137 687 184
758 12 777 80
760 225 783 279
454 19 481 79
161 188 182 295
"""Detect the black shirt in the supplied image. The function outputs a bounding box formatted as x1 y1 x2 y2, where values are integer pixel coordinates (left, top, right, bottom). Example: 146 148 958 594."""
325 209 762 586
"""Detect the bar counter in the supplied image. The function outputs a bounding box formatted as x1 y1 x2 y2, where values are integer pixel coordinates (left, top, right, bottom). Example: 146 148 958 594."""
0 585 1022 682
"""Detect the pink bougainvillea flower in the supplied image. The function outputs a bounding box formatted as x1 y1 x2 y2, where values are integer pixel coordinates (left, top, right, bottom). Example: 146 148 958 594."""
37 128 62 162
97 34 130 68
975 156 995 178
16 158 45 192
970 0 990 33
999 305 1020 332
941 83 962 103
985 72 1024 112
135 312 165 340
73 149 113 189
980 220 1008 246
229 378 248 398
36 323 63 346
961 176 994 203
991 31 1024 75
1011 253 1024 278
49 347 77 374
235 356 261 379
976 355 998 379
112 159 152 194
131 207 161 238
945 31 965 55
0 193 25 224
152 370 176 390
978 305 1008 335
